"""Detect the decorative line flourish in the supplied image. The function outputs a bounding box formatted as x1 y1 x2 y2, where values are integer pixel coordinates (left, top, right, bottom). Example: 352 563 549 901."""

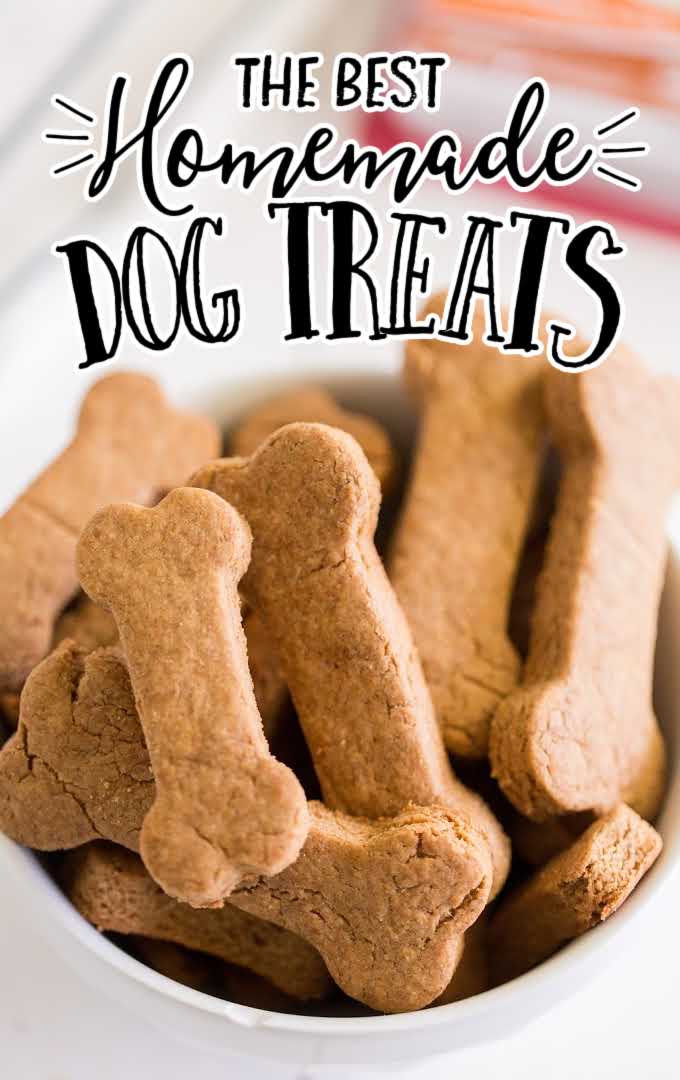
51 152 96 177
43 131 92 143
599 144 647 157
51 95 97 125
593 164 640 191
594 108 639 138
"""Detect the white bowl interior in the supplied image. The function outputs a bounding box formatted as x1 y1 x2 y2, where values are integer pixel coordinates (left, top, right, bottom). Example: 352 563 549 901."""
2 367 679 1065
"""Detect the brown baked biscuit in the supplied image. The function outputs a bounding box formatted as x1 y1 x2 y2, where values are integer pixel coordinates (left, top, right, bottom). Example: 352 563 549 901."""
0 639 492 1012
0 373 220 694
230 386 396 491
230 801 492 1013
233 387 397 741
191 424 510 896
131 938 217 993
488 805 662 984
434 913 488 1005
0 642 153 851
389 294 546 758
64 844 331 1000
76 488 309 907
243 610 289 745
490 349 674 822
0 596 119 735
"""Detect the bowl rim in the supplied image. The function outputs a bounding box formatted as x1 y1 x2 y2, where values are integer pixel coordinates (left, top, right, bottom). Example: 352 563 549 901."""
3 789 678 1037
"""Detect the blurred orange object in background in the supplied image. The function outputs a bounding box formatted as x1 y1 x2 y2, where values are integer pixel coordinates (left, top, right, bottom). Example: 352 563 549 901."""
369 0 680 233
413 0 680 109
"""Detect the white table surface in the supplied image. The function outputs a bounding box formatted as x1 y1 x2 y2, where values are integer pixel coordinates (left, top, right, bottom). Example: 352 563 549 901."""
1 3 680 1077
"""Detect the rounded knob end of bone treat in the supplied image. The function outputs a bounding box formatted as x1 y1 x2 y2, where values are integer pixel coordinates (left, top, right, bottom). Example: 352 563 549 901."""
157 487 253 581
76 504 130 610
78 373 167 435
256 421 381 537
140 760 309 908
140 810 239 908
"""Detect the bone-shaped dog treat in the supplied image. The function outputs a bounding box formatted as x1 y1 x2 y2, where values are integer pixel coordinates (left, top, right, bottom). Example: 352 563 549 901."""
76 488 309 907
490 349 674 822
231 385 396 491
488 805 661 984
389 295 546 758
232 388 397 735
191 423 510 896
230 801 491 1012
0 374 220 694
0 637 492 1011
64 843 331 1000
0 642 153 851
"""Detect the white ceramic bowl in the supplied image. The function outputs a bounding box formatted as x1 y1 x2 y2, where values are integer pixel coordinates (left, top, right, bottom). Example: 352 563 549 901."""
1 368 678 1069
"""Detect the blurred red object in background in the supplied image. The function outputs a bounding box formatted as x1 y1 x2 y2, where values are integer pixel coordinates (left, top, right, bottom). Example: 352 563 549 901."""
366 0 680 234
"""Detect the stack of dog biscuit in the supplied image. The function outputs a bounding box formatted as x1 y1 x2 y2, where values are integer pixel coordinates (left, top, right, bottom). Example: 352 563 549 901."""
0 297 672 1014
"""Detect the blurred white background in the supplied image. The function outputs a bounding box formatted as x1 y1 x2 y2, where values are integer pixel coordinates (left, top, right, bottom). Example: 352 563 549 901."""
1 2 679 1077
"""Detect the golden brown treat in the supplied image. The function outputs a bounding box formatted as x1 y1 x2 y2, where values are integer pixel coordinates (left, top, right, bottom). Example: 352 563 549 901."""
230 385 396 491
243 610 289 745
490 350 673 822
509 811 594 868
234 386 398 745
191 424 510 897
77 489 309 907
65 844 331 1001
8 644 488 1010
131 937 216 993
389 294 546 759
488 805 662 984
53 595 118 652
0 613 491 1008
434 914 488 1005
0 596 119 735
0 643 153 851
230 801 492 1013
0 373 220 693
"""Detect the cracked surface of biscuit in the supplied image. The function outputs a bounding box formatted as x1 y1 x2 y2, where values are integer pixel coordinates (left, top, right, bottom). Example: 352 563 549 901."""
231 801 492 1013
64 843 332 1000
0 642 153 851
0 640 492 1012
